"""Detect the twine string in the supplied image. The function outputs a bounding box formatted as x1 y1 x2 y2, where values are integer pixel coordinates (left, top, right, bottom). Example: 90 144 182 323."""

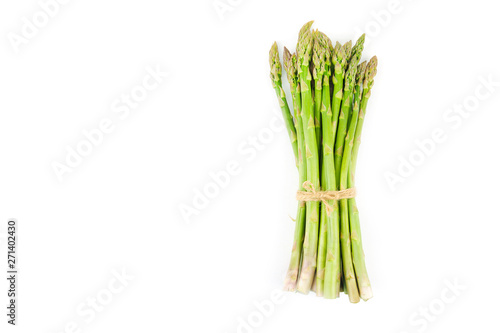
296 181 356 215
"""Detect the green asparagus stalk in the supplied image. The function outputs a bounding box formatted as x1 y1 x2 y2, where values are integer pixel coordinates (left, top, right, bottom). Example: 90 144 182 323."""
331 41 350 140
312 31 324 154
269 42 299 167
348 56 378 301
314 32 342 299
333 34 364 184
283 47 308 291
313 32 329 296
330 40 350 295
351 56 377 175
336 48 364 303
295 22 321 294
333 38 361 298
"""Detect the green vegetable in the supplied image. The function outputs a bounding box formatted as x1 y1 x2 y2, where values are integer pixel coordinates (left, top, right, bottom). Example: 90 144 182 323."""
282 47 307 292
348 56 378 301
269 42 298 167
295 24 321 294
269 21 378 302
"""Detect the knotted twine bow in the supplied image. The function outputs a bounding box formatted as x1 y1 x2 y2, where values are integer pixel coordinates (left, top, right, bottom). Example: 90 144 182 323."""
296 181 356 215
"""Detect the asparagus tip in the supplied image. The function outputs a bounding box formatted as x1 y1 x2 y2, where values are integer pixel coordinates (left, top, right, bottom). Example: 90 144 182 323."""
283 47 297 85
299 20 314 37
343 40 352 55
349 34 366 65
356 61 367 83
363 56 378 88
369 55 378 71
269 42 281 83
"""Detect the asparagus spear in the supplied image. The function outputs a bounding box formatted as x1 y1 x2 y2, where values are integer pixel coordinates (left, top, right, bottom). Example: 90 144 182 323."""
348 56 378 301
338 60 367 303
350 61 367 165
269 42 299 167
283 47 308 291
351 56 377 174
313 32 330 296
312 30 324 154
295 23 320 294
333 45 363 299
330 40 350 295
331 41 350 140
332 38 360 298
333 34 364 185
311 32 342 299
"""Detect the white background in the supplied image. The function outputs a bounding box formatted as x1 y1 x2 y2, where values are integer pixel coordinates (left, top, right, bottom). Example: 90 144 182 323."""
1 0 499 332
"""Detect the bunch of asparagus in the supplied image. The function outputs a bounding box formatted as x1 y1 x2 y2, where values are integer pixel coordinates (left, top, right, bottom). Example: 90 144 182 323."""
269 21 377 302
